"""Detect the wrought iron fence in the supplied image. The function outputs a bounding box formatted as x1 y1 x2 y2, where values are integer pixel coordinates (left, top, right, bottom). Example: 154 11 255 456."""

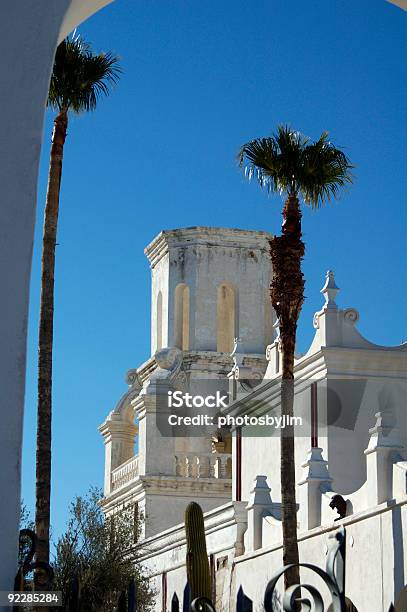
15 529 54 591
185 525 398 612
264 527 346 612
16 527 400 612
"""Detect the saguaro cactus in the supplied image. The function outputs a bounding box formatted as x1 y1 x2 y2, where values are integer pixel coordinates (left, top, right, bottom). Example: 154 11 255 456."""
185 502 211 602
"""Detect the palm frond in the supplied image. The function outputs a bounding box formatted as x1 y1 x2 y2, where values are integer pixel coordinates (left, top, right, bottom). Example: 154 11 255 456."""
299 133 353 208
238 137 281 193
238 125 354 207
48 36 122 114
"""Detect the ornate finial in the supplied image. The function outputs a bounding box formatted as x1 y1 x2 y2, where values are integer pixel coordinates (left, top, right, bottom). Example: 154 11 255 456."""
248 475 272 507
365 404 403 454
300 447 332 483
321 270 339 309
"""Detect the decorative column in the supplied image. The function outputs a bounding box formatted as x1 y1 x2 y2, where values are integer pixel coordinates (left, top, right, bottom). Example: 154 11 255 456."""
312 270 361 349
99 369 142 495
136 348 183 476
365 411 404 506
246 475 274 551
298 447 332 530
312 270 342 346
99 413 138 495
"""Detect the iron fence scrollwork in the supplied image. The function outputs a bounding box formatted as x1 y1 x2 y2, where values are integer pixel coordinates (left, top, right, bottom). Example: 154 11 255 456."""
15 528 54 591
190 597 216 612
264 527 346 612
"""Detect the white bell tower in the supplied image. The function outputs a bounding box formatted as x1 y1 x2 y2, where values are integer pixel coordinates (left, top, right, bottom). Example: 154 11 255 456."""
145 226 274 356
100 226 275 537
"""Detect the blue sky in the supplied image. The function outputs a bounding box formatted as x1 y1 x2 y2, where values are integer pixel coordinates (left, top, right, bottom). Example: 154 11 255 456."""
22 0 407 543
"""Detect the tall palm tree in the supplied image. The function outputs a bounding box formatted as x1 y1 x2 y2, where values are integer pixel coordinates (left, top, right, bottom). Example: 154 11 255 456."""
35 36 121 583
238 126 353 592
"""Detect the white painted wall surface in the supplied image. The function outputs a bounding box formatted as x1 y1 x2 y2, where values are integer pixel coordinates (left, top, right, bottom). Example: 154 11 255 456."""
145 228 274 355
58 0 113 42
0 0 113 599
142 501 407 612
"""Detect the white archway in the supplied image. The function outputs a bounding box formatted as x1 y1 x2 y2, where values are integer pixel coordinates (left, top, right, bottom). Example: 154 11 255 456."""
0 0 114 592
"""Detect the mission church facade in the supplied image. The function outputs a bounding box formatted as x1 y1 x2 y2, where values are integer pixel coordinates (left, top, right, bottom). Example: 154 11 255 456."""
99 227 407 612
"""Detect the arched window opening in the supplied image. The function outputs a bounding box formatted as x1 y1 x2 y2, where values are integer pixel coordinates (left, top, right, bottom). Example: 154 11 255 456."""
156 291 163 351
217 284 236 353
175 284 190 350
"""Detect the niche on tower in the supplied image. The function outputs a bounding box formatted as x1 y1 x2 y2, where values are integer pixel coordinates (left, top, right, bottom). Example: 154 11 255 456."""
217 283 238 353
156 291 163 350
174 283 190 350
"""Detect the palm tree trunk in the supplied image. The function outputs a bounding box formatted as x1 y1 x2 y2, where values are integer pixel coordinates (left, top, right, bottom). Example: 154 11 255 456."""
269 193 305 592
34 109 68 588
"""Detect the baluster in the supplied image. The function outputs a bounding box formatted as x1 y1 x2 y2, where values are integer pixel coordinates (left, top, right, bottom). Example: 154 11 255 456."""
199 454 211 478
175 455 181 477
209 454 217 478
191 455 199 478
185 455 191 477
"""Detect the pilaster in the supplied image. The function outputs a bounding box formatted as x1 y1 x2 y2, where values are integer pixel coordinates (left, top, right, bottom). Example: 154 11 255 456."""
298 447 332 530
99 414 138 495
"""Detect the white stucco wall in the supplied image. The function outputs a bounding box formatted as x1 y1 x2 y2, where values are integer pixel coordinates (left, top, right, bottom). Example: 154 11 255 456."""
141 502 247 611
143 501 407 612
0 0 113 598
58 0 113 41
145 228 274 355
238 375 407 506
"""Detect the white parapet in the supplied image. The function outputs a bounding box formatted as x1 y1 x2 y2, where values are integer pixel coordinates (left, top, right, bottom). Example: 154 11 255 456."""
111 455 139 492
175 452 232 479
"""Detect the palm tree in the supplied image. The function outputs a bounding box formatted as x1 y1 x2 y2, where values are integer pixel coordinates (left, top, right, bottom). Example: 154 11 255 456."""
35 36 121 584
238 126 353 592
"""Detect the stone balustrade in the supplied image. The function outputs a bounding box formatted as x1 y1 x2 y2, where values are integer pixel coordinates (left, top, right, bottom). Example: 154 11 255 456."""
111 455 139 491
175 452 232 479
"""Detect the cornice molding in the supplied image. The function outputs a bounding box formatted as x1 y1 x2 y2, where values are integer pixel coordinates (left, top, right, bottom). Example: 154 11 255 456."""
139 500 247 562
144 226 273 268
